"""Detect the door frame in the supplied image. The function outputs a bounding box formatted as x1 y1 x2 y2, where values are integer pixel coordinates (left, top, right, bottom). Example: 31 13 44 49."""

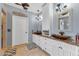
1 8 7 49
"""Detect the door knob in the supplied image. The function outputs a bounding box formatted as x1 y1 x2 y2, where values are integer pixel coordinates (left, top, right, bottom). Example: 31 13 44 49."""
25 32 27 33
7 29 11 32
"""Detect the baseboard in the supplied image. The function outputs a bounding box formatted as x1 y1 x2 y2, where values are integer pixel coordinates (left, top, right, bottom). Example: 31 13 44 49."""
12 43 27 48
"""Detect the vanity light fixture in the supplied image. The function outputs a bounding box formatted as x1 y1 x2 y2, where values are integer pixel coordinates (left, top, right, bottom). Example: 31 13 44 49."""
35 9 42 21
56 3 71 12
56 3 61 12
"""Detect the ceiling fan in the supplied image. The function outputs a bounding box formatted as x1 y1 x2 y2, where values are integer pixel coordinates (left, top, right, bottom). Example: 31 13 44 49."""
15 3 30 10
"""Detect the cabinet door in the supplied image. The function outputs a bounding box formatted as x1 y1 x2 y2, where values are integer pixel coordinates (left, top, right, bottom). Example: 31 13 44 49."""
43 38 53 55
38 36 46 50
45 38 59 56
33 35 37 43
57 43 64 56
69 45 77 56
58 41 70 56
33 35 40 46
60 41 77 56
77 47 79 56
63 48 71 56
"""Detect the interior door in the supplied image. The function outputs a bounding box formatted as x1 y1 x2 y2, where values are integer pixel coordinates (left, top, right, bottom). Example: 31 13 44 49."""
12 15 28 46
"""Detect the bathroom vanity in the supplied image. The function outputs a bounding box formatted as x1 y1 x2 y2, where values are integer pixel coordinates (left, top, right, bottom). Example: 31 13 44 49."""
32 33 79 56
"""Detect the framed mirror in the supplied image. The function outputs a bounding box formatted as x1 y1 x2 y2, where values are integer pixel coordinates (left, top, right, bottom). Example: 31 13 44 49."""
56 3 73 32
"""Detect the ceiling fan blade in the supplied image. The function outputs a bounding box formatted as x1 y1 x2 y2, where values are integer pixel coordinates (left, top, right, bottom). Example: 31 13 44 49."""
15 3 30 10
15 3 22 6
22 3 29 7
22 3 30 9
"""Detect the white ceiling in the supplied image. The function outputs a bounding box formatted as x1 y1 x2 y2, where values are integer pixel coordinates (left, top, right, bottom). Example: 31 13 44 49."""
7 3 44 13
28 3 43 13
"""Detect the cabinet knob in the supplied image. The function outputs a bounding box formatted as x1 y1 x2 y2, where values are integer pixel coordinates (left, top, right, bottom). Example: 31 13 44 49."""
59 46 63 49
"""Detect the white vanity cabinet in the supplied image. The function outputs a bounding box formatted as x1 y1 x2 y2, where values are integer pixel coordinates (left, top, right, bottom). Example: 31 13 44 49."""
38 35 46 50
32 34 40 46
32 34 59 55
33 34 46 50
57 41 71 56
58 41 79 56
32 34 79 56
44 38 59 56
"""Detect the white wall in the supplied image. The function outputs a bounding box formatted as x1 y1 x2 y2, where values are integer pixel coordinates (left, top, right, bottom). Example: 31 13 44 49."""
28 3 43 13
70 3 79 39
42 4 53 36
42 4 50 31
31 15 38 32
7 3 24 10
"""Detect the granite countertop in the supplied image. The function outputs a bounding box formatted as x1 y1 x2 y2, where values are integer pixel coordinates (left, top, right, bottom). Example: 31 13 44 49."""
32 33 79 46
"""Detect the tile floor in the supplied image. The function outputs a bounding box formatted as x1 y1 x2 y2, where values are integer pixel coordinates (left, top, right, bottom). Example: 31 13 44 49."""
0 44 48 56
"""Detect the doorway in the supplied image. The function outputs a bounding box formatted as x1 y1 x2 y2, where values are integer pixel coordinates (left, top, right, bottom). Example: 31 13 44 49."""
12 15 28 46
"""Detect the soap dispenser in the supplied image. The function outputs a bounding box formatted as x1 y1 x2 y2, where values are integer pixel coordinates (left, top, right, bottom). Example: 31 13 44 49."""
76 33 79 44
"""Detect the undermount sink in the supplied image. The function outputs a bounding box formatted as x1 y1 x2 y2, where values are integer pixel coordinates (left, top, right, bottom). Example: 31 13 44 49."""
33 32 42 35
42 30 49 35
52 34 71 40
